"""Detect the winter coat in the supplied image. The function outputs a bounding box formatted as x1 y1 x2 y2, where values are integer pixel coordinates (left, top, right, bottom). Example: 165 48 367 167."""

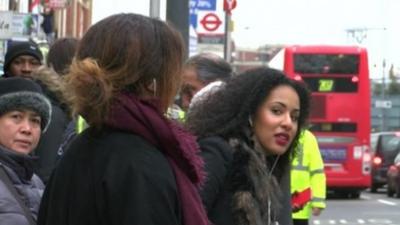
37 127 183 225
198 136 292 225
0 146 44 225
33 83 70 184
291 130 326 219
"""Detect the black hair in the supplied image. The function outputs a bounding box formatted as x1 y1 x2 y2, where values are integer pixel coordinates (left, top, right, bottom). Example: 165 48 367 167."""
186 67 311 178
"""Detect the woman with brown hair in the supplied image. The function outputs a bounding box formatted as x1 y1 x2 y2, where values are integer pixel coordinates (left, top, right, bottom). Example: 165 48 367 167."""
37 13 208 225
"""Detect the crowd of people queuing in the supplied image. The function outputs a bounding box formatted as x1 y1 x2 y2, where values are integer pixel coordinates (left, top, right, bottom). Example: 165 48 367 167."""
0 12 326 225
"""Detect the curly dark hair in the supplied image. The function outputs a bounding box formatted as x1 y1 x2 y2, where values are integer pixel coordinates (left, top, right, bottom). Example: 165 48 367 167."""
186 67 311 177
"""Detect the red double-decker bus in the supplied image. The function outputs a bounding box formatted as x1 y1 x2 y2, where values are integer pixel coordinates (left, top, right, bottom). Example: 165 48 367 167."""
270 45 371 198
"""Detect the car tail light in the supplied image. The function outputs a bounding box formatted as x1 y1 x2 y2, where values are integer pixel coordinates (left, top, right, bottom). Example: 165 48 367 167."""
373 156 382 166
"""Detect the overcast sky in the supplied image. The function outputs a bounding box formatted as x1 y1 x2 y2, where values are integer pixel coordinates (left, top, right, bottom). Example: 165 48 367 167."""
91 0 400 78
231 0 400 78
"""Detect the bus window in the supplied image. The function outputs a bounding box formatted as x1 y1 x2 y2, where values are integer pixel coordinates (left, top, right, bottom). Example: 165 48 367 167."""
294 54 359 74
310 122 357 132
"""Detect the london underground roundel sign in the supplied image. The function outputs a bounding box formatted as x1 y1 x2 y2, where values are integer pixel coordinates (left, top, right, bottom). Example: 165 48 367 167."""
200 12 222 32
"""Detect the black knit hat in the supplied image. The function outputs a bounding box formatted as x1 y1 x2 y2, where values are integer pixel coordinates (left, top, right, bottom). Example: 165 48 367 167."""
3 41 43 75
0 77 51 132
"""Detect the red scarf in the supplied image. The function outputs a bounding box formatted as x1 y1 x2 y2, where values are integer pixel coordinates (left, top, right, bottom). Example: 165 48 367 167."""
105 92 209 225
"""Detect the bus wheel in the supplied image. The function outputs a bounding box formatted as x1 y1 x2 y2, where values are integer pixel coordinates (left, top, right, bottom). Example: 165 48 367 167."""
350 191 360 199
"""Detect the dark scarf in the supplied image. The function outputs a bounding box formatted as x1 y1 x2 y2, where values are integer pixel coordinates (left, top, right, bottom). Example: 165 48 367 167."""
104 92 209 225
0 144 37 182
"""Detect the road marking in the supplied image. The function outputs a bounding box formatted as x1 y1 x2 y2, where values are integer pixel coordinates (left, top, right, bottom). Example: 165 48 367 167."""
360 195 370 200
312 219 395 224
357 219 366 224
378 199 397 206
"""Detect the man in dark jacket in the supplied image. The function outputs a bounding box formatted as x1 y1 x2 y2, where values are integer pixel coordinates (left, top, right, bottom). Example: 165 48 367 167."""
3 41 43 78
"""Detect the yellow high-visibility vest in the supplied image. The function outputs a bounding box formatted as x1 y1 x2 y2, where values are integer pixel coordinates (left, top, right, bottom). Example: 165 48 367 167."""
291 130 326 219
76 116 88 133
166 105 186 122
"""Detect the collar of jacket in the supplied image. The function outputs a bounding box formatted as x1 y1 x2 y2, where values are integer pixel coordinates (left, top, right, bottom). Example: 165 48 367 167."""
227 137 282 225
0 145 37 182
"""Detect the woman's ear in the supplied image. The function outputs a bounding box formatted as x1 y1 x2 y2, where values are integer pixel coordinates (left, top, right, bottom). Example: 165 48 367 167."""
146 78 157 97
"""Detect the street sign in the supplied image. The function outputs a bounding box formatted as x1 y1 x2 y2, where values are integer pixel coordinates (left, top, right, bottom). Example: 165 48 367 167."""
375 100 392 108
190 13 198 29
47 0 69 9
223 0 237 14
0 11 12 39
200 13 221 32
198 33 225 44
0 11 39 39
195 0 217 11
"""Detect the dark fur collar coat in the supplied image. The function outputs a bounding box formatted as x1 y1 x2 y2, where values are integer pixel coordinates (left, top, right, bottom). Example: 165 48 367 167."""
198 136 285 225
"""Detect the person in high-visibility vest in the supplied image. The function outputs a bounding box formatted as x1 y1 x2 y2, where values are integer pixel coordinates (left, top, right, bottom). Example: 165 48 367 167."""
291 129 326 225
76 115 88 133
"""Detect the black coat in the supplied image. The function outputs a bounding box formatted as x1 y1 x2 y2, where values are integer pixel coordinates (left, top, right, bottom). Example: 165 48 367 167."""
198 136 292 225
33 82 71 184
37 128 182 225
198 137 234 225
34 103 69 183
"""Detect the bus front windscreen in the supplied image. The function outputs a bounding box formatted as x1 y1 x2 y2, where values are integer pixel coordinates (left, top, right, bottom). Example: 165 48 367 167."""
294 54 360 74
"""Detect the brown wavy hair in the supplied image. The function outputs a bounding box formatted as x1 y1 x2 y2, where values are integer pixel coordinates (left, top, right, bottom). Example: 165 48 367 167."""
64 13 185 129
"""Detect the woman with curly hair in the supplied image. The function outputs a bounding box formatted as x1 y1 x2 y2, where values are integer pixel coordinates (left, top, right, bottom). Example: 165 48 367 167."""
186 67 311 225
37 13 208 225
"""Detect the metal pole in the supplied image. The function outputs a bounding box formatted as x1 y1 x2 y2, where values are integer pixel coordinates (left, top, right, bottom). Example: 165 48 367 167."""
149 0 161 18
381 59 386 131
223 12 231 62
166 0 189 58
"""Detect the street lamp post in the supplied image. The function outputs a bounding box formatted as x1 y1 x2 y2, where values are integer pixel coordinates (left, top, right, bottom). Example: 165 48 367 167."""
345 27 387 131
381 59 386 131
223 12 232 62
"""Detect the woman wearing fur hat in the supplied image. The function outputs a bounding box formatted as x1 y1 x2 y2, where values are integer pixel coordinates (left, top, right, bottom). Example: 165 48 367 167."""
0 77 51 225
186 67 311 225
